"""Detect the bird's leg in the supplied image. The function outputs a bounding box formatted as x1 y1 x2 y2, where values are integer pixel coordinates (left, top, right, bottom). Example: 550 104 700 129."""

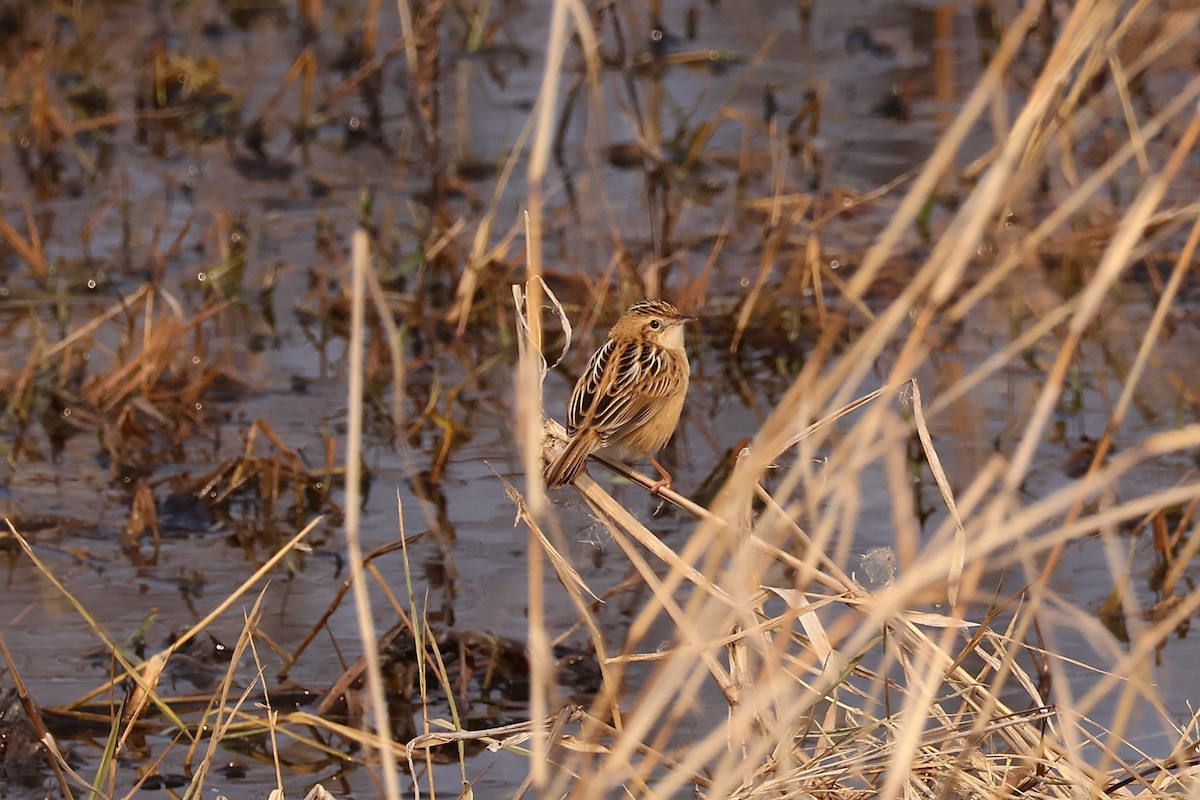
646 454 674 495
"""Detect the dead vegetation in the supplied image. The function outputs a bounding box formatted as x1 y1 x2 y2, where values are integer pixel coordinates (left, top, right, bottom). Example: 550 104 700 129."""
1 0 1200 798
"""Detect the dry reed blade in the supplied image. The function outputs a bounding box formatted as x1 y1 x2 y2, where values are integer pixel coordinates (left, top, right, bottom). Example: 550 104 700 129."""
906 381 965 607
343 229 403 800
0 204 48 276
497 470 634 743
181 589 270 800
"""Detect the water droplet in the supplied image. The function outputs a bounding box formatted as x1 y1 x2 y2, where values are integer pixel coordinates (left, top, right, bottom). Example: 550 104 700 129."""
197 272 206 281
87 279 96 290
349 116 361 130
62 408 71 417
830 260 840 269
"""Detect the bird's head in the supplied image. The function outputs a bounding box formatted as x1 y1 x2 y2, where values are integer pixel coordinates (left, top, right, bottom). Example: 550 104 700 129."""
611 299 695 349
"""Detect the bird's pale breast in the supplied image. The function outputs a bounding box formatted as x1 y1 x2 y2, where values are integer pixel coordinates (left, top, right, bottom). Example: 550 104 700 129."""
611 351 689 458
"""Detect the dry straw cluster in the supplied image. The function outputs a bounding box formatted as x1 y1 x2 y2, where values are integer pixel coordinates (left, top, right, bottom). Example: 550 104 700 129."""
500 1 1200 798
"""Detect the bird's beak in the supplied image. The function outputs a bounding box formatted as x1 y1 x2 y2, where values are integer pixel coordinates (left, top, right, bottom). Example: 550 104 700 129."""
675 315 697 325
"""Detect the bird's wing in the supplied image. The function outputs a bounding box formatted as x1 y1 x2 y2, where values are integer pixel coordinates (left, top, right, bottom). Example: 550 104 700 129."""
568 339 680 445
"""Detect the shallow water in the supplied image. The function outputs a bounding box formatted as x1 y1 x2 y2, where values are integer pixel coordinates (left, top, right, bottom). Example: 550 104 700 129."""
2 0 1199 795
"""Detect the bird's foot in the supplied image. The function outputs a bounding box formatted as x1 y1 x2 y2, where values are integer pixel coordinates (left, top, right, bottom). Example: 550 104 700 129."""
646 453 675 497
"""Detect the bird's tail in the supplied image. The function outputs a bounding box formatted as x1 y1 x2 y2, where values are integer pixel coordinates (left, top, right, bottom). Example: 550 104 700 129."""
545 430 601 487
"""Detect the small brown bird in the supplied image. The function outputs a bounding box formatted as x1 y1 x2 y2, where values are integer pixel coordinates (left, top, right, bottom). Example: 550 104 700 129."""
545 299 693 493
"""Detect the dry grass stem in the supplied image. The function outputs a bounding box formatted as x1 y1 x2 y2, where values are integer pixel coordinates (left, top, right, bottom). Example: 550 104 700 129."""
343 230 404 800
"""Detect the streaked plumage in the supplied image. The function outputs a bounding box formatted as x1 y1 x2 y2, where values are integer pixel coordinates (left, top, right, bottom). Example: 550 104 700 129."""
545 300 693 492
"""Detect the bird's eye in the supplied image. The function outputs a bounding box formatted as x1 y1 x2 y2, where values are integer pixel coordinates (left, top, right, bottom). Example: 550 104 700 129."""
649 319 662 330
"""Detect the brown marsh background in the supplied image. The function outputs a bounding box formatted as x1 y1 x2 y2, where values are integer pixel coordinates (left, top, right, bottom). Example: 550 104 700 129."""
2 0 1200 797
